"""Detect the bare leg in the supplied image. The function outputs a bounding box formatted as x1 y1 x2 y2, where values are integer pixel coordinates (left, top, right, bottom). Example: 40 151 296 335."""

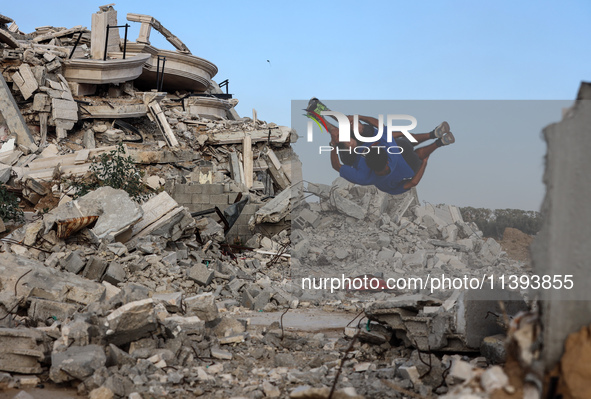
414 142 438 160
389 131 432 145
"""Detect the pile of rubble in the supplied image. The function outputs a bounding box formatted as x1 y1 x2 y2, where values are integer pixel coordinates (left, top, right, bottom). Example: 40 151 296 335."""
0 5 541 399
0 5 299 235
294 178 530 286
0 177 538 399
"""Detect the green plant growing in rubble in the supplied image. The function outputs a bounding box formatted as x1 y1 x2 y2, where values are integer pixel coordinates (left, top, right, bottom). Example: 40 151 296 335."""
70 143 149 201
0 185 24 223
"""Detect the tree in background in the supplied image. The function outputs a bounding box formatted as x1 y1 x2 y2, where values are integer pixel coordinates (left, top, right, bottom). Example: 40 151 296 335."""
460 207 542 239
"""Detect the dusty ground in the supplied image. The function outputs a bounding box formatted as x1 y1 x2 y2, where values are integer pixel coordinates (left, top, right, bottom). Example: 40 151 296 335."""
499 227 533 264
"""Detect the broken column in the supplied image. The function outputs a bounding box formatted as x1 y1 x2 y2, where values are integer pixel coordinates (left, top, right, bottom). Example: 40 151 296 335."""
0 74 37 152
532 83 591 370
91 5 120 60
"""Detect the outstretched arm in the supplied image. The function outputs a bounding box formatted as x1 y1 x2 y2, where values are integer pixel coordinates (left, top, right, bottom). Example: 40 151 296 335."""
403 156 429 190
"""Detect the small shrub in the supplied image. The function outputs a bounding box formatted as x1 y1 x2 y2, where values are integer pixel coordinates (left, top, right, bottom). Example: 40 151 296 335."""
71 143 149 201
0 185 24 223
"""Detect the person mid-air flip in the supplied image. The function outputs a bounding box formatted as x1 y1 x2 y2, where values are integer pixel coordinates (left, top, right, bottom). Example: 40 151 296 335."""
306 98 456 195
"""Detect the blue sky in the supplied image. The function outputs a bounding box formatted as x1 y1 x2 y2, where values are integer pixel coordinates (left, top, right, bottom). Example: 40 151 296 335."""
3 1 590 210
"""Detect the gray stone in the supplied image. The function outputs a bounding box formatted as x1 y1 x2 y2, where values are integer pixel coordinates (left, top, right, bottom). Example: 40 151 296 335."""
50 344 106 383
294 208 321 229
456 288 527 349
480 334 507 364
241 289 255 309
212 317 246 338
105 344 135 367
253 289 272 311
28 298 79 323
64 251 85 274
105 299 157 345
0 74 37 152
47 187 143 241
162 252 177 266
0 253 105 305
106 242 127 256
248 187 291 228
185 293 219 322
332 190 366 219
0 164 11 184
152 292 183 313
83 129 96 149
274 353 295 368
377 248 395 261
162 315 205 338
186 263 214 286
211 347 232 360
397 365 421 386
306 182 331 199
102 374 134 398
478 237 502 264
83 256 108 281
103 262 126 285
0 328 49 374
403 250 427 268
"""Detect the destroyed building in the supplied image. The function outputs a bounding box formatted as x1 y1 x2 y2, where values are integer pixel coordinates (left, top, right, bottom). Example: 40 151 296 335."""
0 5 588 399
0 5 300 245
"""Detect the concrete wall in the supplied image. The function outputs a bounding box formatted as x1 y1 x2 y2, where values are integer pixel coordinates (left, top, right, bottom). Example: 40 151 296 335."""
532 82 591 370
169 183 260 244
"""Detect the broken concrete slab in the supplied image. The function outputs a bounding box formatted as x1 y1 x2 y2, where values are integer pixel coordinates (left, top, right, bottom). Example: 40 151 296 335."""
103 262 126 285
83 256 108 281
27 298 79 323
0 252 105 305
47 186 143 241
50 344 106 383
0 328 50 374
152 292 183 313
185 293 219 322
480 334 507 364
12 64 39 100
186 263 214 286
331 190 366 220
0 74 37 152
248 186 291 229
455 288 527 349
105 298 157 346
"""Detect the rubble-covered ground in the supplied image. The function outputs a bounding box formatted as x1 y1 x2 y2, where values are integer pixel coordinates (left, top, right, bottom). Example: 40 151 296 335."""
0 179 539 399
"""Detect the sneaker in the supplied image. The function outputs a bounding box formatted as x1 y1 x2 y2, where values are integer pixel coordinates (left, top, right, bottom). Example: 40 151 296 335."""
432 121 450 138
441 131 455 145
306 97 330 114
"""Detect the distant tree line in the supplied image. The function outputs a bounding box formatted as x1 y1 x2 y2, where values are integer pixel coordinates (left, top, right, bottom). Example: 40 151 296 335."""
459 207 543 239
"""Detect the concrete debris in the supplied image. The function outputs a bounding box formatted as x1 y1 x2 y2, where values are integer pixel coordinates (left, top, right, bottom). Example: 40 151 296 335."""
49 344 106 383
105 299 157 345
0 328 50 374
0 5 548 399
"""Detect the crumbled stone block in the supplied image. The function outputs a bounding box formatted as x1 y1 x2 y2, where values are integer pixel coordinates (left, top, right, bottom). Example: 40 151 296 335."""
103 262 126 285
185 293 219 322
50 344 106 383
64 250 85 274
186 263 214 286
83 256 108 281
211 347 232 360
105 299 157 345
